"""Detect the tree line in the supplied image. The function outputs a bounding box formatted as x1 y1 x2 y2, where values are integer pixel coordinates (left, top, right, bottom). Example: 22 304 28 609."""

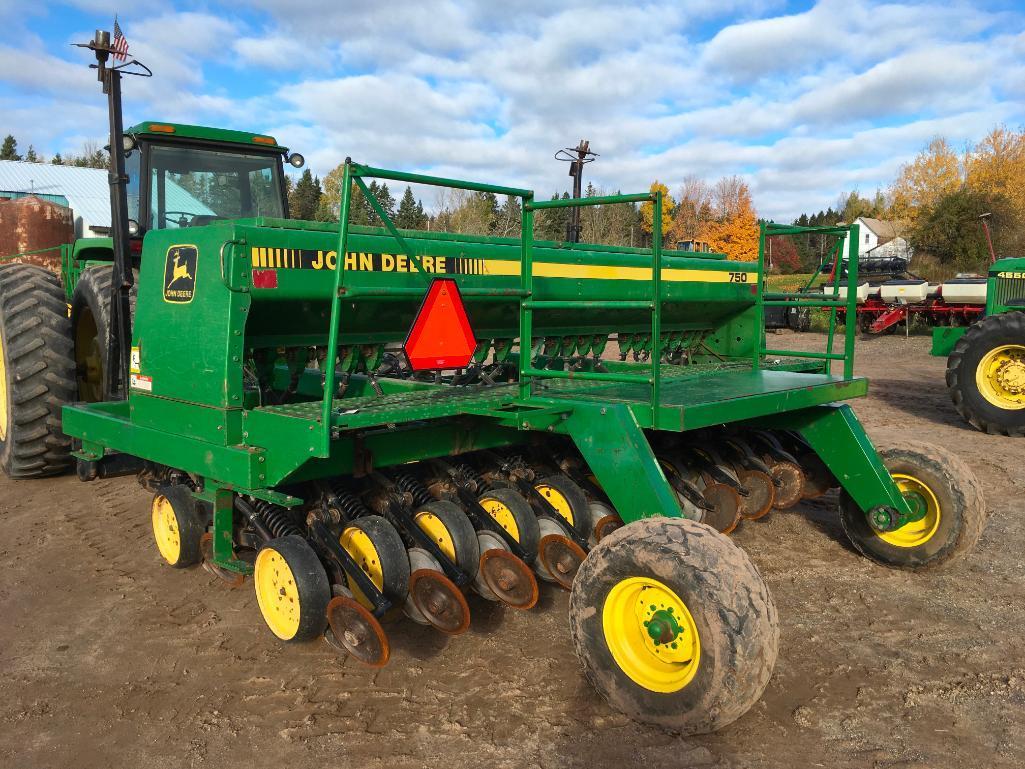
785 125 1025 275
1 134 108 168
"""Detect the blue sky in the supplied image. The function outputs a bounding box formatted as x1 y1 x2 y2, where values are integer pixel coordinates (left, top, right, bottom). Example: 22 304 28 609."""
1 0 1023 220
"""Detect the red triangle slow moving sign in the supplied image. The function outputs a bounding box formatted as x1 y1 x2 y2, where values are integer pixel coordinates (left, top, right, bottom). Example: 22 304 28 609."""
404 279 477 371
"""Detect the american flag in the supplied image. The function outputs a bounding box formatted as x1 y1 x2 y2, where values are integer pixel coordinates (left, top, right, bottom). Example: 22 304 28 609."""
112 17 129 62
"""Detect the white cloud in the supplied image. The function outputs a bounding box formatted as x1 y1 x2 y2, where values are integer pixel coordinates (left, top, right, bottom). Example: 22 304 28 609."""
3 0 1023 222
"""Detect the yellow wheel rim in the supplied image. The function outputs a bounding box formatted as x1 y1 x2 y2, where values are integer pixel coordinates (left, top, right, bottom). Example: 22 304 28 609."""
976 344 1025 409
478 497 521 541
151 495 182 565
340 527 385 609
254 548 301 640
413 511 456 561
536 484 574 526
878 473 942 548
0 327 8 442
602 577 701 693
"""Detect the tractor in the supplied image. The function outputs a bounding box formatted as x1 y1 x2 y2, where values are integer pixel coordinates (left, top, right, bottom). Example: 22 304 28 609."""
0 29 987 736
0 32 304 478
936 258 1025 436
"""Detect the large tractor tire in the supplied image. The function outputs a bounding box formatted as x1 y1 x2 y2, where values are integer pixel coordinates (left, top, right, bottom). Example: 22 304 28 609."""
569 517 779 734
70 265 137 402
0 264 76 478
946 311 1025 436
838 441 986 570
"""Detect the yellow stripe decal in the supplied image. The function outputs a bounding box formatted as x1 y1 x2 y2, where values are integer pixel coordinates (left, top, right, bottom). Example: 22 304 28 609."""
246 247 752 283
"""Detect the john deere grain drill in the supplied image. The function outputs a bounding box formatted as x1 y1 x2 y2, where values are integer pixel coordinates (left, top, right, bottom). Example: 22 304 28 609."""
25 29 994 736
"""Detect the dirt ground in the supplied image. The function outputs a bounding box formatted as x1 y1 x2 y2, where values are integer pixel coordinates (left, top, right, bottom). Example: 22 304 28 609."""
2 331 1023 769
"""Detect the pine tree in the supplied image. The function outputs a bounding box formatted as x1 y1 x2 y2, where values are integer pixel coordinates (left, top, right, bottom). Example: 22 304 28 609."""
395 185 420 229
24 145 40 163
415 200 427 229
1 135 20 161
289 169 322 220
51 153 64 165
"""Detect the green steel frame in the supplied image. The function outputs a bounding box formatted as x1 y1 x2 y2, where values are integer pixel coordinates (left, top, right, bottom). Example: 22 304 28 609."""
61 162 919 576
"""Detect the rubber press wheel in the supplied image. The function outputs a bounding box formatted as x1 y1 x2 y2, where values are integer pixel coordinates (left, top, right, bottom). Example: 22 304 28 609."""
838 441 986 570
569 517 779 734
477 487 540 560
340 515 411 608
946 312 1025 436
150 485 203 568
254 535 331 642
534 474 590 538
0 264 75 479
413 500 480 577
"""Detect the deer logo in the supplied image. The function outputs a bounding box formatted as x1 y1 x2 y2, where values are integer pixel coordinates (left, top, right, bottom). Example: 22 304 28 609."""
163 246 198 304
167 252 193 286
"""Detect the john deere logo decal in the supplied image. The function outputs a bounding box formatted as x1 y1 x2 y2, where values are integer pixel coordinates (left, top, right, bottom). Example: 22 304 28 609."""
164 245 197 303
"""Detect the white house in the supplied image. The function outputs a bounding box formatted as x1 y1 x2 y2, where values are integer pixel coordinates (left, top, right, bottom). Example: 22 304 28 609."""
852 216 899 257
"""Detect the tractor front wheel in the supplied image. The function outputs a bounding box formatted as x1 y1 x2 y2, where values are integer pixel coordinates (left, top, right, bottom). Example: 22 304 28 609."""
838 441 986 569
569 517 779 734
946 311 1025 436
0 264 75 478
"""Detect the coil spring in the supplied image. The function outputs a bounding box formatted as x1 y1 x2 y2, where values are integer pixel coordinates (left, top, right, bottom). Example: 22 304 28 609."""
392 473 434 508
329 484 371 521
252 499 303 539
454 463 491 494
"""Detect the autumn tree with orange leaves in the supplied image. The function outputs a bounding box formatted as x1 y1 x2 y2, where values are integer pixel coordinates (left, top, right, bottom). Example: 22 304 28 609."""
699 176 759 262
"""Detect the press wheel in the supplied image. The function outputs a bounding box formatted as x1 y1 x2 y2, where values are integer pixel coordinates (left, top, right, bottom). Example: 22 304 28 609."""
254 535 330 642
340 515 410 608
534 474 590 538
150 484 203 568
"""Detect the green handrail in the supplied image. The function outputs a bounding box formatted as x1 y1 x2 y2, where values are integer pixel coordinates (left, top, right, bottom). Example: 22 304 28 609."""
757 222 858 378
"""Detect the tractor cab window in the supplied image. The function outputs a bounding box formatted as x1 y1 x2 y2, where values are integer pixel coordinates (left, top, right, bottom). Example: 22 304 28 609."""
148 144 284 230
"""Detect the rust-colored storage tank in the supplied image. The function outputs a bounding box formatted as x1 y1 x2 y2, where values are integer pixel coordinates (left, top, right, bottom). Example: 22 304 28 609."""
0 195 74 274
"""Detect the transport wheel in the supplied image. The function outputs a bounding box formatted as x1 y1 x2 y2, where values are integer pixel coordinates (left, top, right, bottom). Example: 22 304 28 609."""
570 517 779 734
534 474 590 538
413 500 480 577
737 469 775 520
70 265 137 402
340 515 411 608
477 487 540 560
327 594 390 667
946 312 1025 436
0 264 75 478
699 482 742 534
838 441 986 569
254 535 331 642
150 485 203 568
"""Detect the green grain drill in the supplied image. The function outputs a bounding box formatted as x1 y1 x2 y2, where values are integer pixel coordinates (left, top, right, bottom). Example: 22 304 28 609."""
0 29 987 735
